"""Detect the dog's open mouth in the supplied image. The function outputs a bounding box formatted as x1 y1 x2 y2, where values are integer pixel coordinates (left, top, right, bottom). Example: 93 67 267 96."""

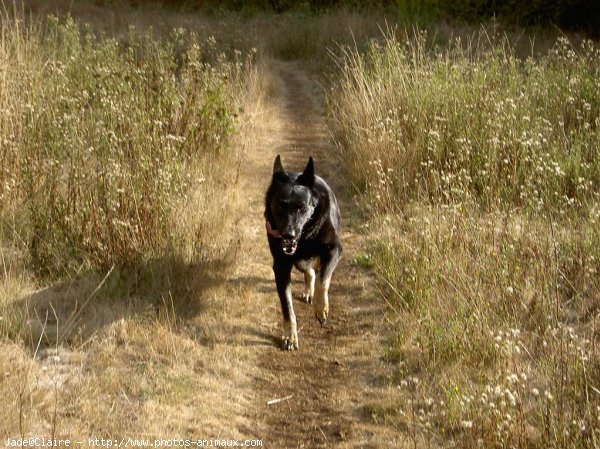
282 236 300 255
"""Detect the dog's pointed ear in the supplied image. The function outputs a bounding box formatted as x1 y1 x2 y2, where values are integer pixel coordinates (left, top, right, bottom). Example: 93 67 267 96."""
273 155 284 174
273 155 288 181
298 157 314 188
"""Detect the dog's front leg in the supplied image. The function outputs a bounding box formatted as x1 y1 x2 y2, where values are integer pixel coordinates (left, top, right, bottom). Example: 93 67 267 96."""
274 261 298 350
314 246 341 326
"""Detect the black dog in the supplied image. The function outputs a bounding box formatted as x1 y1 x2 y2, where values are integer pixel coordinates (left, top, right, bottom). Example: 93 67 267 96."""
264 155 342 350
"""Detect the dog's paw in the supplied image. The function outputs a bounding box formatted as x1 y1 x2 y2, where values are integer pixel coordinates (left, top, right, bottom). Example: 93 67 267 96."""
282 336 299 351
282 320 298 351
315 309 328 327
301 292 312 304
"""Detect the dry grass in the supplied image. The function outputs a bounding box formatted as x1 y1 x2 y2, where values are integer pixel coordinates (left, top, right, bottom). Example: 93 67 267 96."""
328 30 600 212
328 27 600 448
4 1 599 446
1 1 376 441
0 1 273 440
358 208 600 448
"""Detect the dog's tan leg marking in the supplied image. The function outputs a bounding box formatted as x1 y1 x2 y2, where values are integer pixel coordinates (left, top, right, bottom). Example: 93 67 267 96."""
282 284 298 350
313 275 330 326
302 268 316 304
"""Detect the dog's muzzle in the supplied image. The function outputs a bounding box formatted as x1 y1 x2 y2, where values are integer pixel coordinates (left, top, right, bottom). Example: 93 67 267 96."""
281 236 300 256
266 221 300 256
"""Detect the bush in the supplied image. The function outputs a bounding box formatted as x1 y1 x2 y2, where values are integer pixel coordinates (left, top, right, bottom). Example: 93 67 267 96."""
328 31 600 214
0 16 249 276
395 0 600 35
328 29 600 447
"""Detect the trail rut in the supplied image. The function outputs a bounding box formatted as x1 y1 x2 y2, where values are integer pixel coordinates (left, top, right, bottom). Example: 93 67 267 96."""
234 61 395 448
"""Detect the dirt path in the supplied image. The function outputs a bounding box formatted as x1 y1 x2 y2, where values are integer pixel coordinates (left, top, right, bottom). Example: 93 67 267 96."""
234 61 396 448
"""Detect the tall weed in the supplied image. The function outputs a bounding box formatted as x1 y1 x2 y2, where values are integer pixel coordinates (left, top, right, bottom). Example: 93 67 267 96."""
329 29 600 447
0 15 250 277
329 31 600 214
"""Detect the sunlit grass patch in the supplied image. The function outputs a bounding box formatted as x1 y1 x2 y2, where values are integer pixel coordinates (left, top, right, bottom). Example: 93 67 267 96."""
328 31 600 214
366 208 600 447
0 5 267 439
0 15 252 277
329 28 600 447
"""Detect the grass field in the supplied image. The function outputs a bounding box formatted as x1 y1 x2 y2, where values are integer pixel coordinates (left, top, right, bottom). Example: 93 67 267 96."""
328 27 600 448
0 2 265 438
1 1 599 447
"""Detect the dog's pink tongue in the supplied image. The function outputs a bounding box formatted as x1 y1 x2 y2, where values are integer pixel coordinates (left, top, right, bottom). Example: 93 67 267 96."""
266 220 281 238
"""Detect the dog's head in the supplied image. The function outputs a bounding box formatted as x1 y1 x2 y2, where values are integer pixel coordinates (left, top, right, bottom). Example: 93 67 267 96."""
267 155 317 256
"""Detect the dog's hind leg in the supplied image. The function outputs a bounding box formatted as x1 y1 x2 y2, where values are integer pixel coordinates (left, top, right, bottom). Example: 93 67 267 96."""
302 268 315 304
295 259 317 304
314 246 341 326
274 261 298 350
